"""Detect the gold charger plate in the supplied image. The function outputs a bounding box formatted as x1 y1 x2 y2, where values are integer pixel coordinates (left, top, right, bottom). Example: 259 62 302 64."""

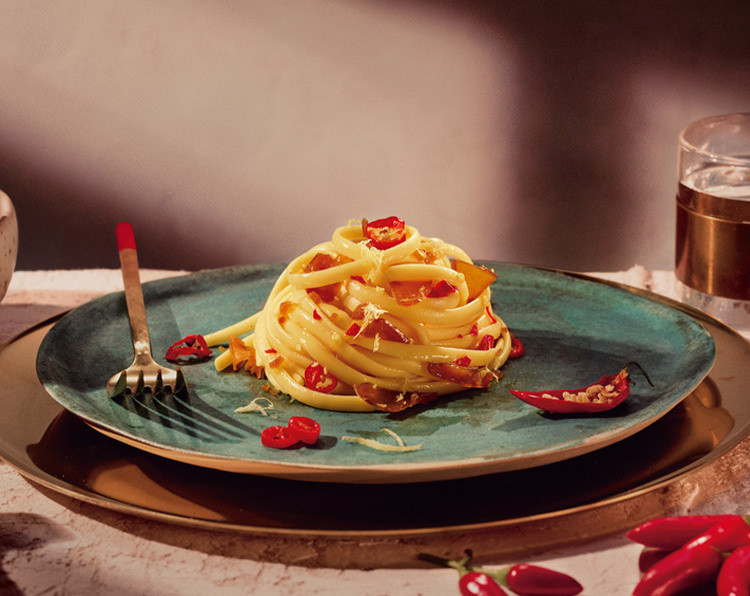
2 287 750 568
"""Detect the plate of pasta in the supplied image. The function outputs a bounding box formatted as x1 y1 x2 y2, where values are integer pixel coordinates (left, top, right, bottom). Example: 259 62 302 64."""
36 219 716 483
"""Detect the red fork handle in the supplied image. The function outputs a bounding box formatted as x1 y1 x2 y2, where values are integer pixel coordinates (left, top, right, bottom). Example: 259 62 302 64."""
116 221 137 252
114 222 151 359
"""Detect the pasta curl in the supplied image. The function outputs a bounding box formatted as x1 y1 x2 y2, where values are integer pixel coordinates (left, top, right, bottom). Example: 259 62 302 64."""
205 218 513 412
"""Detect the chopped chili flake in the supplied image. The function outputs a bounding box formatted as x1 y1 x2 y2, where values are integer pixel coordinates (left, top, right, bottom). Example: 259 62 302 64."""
485 306 497 323
427 280 458 298
346 323 361 337
268 356 284 368
454 356 472 367
478 334 495 350
279 301 293 316
350 275 366 284
313 309 322 320
264 348 277 354
470 323 479 336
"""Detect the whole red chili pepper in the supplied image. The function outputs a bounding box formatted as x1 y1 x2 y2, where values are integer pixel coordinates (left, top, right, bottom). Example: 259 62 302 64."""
638 548 676 574
508 361 653 414
633 542 724 596
627 514 742 550
416 551 582 596
459 572 507 596
503 563 583 595
717 544 750 596
683 515 750 552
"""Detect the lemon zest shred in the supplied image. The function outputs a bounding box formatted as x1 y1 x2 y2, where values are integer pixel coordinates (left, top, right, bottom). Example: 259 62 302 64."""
341 428 422 453
234 397 274 416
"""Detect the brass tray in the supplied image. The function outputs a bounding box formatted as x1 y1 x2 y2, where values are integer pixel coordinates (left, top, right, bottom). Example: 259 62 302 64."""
1 286 749 568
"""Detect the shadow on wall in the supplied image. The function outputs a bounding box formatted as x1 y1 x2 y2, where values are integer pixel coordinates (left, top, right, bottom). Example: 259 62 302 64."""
0 0 749 272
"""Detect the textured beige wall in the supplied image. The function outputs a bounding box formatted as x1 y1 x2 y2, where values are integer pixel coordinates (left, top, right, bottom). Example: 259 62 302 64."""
1 1 749 272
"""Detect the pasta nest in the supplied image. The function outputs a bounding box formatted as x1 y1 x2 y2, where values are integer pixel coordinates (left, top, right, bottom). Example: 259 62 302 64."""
208 220 512 412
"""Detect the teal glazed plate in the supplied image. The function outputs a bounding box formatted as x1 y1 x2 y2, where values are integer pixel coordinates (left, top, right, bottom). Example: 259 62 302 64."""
36 264 716 483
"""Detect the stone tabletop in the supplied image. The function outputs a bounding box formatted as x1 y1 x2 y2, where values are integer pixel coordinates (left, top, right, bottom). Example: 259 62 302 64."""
0 267 748 595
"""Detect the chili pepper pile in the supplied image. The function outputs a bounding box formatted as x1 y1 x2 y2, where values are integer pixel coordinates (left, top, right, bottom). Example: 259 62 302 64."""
628 513 750 595
417 549 583 596
260 415 321 449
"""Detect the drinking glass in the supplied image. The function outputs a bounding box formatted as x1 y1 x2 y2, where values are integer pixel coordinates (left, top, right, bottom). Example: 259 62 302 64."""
675 113 750 335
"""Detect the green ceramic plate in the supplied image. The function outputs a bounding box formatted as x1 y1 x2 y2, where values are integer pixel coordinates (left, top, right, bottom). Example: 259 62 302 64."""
36 264 716 483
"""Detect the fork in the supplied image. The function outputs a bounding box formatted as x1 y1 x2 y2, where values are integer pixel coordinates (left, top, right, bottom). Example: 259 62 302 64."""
106 222 184 395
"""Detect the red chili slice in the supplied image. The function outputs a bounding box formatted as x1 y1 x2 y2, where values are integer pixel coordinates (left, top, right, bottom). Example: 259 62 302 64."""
508 361 653 414
304 362 338 393
261 425 299 449
364 216 406 250
346 323 361 336
165 334 212 363
288 416 321 444
508 333 525 359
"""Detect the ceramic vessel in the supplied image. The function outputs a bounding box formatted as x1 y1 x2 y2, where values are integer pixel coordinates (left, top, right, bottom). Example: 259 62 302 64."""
0 191 18 302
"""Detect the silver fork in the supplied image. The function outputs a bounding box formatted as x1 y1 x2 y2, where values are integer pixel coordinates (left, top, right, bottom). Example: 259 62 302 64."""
106 222 184 395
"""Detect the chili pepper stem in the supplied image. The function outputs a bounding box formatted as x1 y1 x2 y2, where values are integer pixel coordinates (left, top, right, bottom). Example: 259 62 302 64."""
416 550 474 575
416 550 512 586
623 361 654 386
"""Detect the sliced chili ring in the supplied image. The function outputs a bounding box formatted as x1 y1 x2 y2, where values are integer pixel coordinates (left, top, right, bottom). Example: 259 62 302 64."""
304 362 338 393
288 416 321 444
261 425 298 449
364 216 406 250
165 334 212 362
